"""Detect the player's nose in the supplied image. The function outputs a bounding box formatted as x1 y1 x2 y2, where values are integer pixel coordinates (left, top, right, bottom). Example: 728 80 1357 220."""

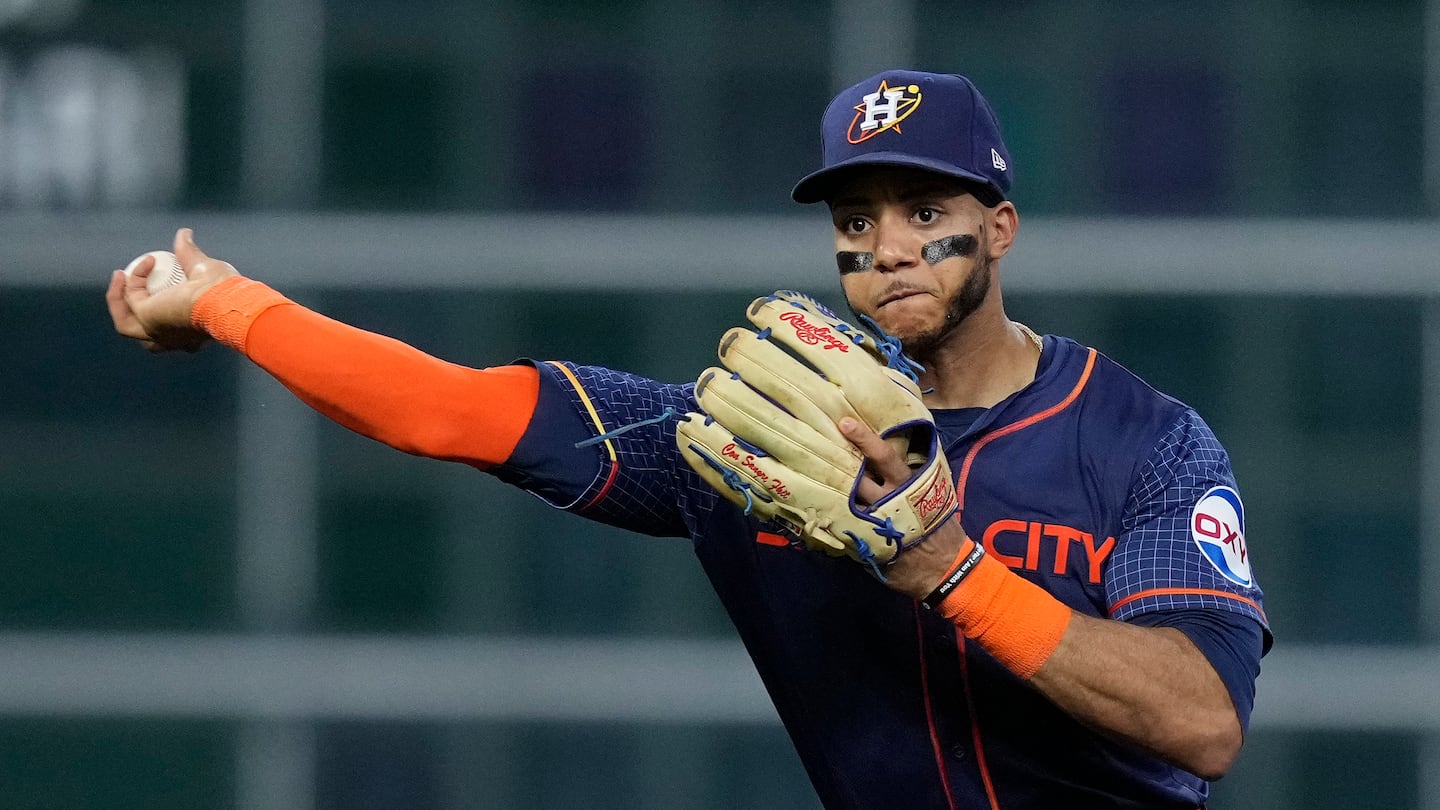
871 219 920 273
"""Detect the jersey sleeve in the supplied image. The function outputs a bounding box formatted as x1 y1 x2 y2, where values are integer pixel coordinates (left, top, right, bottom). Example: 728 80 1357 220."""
1106 409 1272 650
490 361 723 539
1128 608 1265 731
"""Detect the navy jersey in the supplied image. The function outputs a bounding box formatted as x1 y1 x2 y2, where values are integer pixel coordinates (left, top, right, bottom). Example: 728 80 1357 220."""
492 335 1269 810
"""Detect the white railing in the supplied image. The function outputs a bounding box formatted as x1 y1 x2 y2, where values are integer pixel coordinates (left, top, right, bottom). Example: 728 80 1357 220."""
8 212 1440 294
0 632 1430 731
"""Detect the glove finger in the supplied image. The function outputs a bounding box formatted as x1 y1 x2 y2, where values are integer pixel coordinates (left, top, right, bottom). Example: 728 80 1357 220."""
758 290 853 333
746 294 925 403
733 301 929 464
676 412 780 517
677 412 914 565
742 294 877 385
718 328 918 466
694 368 858 481
675 413 850 555
715 327 856 446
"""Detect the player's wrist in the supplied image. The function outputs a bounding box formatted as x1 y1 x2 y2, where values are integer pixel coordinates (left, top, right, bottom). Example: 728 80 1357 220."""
920 537 985 609
931 546 1073 679
191 276 292 352
881 516 966 598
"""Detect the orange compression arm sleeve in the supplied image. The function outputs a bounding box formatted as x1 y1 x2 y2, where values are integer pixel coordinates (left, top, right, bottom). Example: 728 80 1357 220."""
930 538 1074 679
192 276 539 467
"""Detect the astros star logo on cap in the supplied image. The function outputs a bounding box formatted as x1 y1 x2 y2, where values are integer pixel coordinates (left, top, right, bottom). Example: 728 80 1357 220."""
847 80 923 144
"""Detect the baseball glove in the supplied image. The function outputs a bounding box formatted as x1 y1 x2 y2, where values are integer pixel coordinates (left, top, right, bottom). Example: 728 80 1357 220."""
676 290 958 571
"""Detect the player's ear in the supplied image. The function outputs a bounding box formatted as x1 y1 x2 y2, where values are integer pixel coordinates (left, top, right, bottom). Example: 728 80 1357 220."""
986 201 1018 260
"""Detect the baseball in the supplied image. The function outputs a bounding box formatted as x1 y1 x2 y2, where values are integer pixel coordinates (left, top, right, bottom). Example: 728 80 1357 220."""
124 250 187 295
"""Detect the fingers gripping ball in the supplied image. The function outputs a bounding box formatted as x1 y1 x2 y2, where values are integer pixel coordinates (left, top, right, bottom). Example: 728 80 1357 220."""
125 250 188 294
676 290 958 571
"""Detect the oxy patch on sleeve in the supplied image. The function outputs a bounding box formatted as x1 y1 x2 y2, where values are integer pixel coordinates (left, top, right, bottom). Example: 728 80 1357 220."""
1190 485 1251 587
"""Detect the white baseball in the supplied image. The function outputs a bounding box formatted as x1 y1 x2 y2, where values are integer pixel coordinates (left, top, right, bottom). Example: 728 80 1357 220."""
124 250 187 295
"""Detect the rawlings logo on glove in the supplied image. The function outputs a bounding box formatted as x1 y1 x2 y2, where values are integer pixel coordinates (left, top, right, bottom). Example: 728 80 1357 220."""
676 290 957 574
776 310 851 352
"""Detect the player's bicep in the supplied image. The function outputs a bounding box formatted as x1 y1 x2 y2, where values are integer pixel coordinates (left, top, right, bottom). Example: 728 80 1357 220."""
1127 609 1266 732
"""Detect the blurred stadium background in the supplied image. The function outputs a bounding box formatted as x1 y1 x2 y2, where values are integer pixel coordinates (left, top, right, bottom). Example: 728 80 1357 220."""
1 0 1438 807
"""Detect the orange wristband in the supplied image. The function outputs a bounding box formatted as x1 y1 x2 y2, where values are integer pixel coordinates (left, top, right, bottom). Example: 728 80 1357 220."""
931 540 1073 679
191 276 292 352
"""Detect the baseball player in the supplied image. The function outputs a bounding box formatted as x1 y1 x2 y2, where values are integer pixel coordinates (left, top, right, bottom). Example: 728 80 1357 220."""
107 70 1269 808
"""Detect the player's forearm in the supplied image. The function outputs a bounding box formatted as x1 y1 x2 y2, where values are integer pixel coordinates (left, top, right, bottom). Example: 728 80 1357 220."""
193 276 539 466
1029 615 1242 780
904 526 1242 779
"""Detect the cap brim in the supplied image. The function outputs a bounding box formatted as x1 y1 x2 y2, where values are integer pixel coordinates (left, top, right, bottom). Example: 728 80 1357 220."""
790 152 1000 204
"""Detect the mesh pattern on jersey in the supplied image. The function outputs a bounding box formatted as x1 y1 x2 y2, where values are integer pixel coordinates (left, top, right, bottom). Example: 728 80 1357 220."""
1107 409 1267 626
540 362 726 538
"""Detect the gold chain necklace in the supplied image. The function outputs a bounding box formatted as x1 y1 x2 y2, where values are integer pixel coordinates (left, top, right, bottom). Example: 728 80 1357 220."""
1013 321 1043 352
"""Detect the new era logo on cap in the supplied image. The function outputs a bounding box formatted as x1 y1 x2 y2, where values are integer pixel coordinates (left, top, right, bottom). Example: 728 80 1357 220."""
792 70 1013 206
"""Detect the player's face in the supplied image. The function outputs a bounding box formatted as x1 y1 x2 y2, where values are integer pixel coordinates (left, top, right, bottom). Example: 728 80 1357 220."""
828 169 1010 356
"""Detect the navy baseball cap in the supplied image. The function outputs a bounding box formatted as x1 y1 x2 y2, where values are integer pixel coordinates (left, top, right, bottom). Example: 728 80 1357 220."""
791 70 1012 206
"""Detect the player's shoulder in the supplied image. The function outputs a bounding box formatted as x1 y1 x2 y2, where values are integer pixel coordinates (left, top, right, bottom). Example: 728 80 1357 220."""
1045 334 1190 421
1043 334 1219 461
